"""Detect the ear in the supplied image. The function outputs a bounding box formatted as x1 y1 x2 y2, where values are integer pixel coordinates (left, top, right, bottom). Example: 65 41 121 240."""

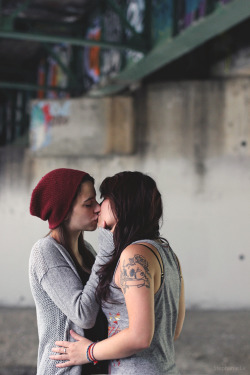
64 209 72 222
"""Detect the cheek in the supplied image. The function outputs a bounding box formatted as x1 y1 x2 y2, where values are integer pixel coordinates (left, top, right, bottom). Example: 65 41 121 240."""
109 210 116 225
101 202 114 224
107 209 116 226
72 207 89 222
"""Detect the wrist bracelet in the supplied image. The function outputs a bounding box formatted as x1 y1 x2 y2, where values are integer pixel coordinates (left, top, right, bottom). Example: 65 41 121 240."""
86 342 93 363
86 342 98 365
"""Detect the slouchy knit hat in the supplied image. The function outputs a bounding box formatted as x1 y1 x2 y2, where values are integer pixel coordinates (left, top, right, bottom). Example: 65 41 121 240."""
30 168 90 229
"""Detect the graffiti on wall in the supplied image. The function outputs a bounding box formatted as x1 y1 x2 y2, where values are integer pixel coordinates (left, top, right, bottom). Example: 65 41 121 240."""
83 17 101 90
37 60 46 99
152 0 173 43
151 0 233 44
125 0 145 64
30 100 71 151
37 44 71 99
35 0 234 94
177 0 232 33
101 0 123 77
175 0 207 32
47 44 71 99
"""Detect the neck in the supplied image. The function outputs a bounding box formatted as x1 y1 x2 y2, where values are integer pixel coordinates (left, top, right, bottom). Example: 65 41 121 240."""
51 228 82 257
68 231 81 257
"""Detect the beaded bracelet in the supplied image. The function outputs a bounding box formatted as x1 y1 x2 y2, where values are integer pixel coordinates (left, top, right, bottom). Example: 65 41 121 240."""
86 342 98 365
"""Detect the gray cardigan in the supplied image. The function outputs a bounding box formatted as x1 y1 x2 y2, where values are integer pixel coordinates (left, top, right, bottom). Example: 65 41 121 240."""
29 228 114 375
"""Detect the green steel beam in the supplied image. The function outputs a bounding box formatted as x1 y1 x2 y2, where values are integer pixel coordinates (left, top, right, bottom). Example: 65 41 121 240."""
0 30 146 52
0 81 80 93
89 0 250 97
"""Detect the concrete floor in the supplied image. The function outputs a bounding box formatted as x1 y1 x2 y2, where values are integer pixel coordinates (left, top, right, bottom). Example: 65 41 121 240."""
0 308 249 375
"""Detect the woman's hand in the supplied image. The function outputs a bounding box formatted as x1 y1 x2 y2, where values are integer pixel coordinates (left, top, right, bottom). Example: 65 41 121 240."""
49 330 92 368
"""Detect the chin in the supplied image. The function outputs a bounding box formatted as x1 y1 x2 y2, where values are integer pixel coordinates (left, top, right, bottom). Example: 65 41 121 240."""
88 227 97 232
88 223 98 231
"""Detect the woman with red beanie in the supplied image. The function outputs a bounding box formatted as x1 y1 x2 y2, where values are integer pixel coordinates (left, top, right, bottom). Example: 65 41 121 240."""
29 168 114 375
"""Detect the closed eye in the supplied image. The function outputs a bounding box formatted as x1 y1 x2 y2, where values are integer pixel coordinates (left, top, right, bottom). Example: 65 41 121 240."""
83 200 94 207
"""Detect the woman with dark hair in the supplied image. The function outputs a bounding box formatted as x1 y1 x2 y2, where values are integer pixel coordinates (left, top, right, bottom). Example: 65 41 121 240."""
29 168 114 375
51 171 185 374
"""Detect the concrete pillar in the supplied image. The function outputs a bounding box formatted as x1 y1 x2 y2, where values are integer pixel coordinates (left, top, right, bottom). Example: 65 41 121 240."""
105 96 135 154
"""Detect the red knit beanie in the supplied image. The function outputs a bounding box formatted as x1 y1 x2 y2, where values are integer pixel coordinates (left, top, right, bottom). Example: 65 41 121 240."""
30 168 90 229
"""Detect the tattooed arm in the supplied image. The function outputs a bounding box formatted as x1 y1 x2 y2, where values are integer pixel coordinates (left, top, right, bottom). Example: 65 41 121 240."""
51 244 159 367
92 244 157 359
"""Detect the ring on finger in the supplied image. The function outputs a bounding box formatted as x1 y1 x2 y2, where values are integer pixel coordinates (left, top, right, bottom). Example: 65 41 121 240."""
64 348 67 354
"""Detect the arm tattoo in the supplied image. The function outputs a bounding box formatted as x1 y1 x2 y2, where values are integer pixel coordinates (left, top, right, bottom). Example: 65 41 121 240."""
120 254 152 294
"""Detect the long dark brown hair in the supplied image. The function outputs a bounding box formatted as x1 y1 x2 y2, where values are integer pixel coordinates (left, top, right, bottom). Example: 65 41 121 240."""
96 171 163 304
47 174 95 273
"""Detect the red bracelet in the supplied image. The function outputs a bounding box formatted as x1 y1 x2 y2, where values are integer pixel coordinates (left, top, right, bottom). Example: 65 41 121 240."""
87 342 98 365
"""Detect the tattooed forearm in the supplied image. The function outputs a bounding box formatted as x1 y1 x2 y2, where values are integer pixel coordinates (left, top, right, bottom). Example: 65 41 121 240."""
120 254 152 294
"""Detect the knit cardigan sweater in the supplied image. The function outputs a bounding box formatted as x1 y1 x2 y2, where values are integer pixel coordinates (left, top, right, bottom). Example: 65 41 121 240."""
29 228 114 375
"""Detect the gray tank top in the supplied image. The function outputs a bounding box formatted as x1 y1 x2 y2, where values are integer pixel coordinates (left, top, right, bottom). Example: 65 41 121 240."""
102 239 181 374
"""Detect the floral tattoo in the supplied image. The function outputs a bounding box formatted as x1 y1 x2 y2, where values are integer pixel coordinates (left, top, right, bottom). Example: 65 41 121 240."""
120 254 152 294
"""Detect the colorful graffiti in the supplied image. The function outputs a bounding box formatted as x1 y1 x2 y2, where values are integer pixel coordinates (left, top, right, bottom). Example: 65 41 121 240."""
83 17 101 90
152 0 173 43
47 44 71 99
101 0 123 77
152 0 233 43
37 61 46 99
180 0 232 32
36 0 234 93
125 0 145 64
30 100 70 151
175 0 207 32
37 44 71 99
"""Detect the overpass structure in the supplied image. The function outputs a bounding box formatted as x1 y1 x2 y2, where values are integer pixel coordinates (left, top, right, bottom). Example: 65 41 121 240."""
0 0 250 144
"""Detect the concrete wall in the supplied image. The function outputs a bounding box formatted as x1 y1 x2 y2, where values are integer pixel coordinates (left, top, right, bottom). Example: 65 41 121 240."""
29 97 134 156
0 78 249 309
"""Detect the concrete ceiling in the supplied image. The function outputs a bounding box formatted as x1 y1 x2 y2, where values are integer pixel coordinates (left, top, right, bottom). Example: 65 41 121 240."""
0 0 98 82
2 0 96 20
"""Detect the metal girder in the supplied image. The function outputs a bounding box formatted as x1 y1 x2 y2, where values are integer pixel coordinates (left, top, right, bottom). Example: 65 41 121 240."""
89 0 250 97
0 30 146 53
0 81 80 93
